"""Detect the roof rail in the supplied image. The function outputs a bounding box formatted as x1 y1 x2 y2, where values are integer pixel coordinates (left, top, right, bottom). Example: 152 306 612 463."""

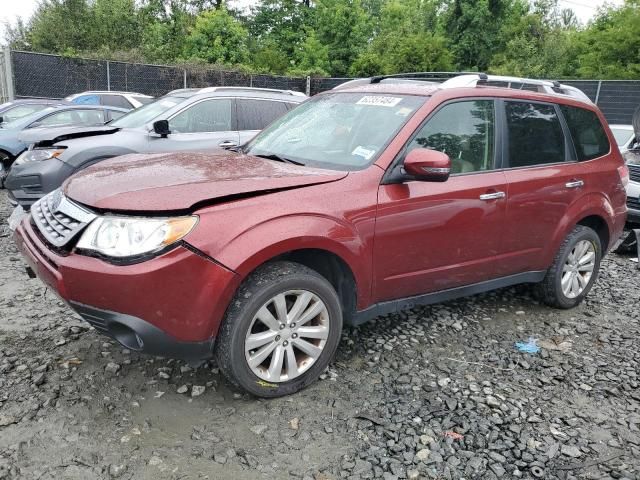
333 72 476 91
440 74 592 103
198 86 307 97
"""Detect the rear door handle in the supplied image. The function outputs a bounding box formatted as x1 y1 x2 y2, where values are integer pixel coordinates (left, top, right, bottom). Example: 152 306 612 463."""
566 179 584 189
479 191 506 201
218 140 238 148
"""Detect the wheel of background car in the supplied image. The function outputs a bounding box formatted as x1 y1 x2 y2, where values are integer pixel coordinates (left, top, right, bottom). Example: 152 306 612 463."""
537 225 602 309
215 261 343 397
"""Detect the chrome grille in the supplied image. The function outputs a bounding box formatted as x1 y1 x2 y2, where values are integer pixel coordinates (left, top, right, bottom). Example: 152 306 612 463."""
628 196 640 211
629 165 640 183
30 189 97 248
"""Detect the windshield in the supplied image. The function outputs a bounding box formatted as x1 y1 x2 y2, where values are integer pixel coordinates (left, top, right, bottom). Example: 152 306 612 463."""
611 127 635 147
0 107 56 130
110 96 183 128
243 92 426 170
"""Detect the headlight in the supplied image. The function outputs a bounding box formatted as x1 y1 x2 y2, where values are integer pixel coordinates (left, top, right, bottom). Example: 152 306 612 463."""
76 216 198 259
13 148 64 167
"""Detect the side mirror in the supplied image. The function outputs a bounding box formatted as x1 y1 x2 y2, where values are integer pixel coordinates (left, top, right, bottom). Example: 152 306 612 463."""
152 120 171 138
403 148 451 182
0 116 4 124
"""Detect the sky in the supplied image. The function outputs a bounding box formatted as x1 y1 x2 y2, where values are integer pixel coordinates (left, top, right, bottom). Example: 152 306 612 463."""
0 0 627 44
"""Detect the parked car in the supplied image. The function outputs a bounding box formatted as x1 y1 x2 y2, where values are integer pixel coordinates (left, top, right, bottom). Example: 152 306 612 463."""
5 87 306 208
623 109 640 224
0 99 70 125
625 158 640 224
13 74 627 397
0 105 129 187
610 124 636 154
65 91 154 109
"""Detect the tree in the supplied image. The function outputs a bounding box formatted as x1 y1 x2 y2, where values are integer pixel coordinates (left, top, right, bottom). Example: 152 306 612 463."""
292 30 331 75
490 0 581 78
140 0 195 62
314 0 374 76
4 19 30 49
444 0 516 71
351 0 452 76
248 0 314 62
26 0 96 54
575 0 640 79
183 8 250 64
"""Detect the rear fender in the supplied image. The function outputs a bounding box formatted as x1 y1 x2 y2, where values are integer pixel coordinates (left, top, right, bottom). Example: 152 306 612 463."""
544 192 615 266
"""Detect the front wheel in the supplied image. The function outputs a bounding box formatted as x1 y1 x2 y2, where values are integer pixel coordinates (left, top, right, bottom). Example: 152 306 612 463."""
215 261 343 397
537 225 602 309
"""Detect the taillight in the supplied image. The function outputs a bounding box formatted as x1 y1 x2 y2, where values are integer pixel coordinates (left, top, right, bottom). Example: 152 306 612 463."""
618 164 629 188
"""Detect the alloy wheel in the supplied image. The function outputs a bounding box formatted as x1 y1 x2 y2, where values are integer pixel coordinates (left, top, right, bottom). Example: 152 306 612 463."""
561 240 596 299
244 289 330 383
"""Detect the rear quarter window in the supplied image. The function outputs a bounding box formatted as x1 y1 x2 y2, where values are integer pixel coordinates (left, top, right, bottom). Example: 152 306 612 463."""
101 95 134 109
560 105 610 161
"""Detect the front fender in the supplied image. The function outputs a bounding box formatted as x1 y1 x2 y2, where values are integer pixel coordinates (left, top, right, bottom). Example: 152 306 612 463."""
66 146 137 171
191 213 374 310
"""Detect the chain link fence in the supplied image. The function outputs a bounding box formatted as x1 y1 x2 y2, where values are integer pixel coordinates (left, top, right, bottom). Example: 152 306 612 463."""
6 50 640 124
9 50 308 99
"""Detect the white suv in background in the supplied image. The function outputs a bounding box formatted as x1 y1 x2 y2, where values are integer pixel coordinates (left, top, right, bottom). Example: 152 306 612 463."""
610 125 636 154
65 91 154 110
626 149 640 224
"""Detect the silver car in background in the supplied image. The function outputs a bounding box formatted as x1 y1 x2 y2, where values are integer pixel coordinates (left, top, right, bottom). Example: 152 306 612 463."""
5 87 307 209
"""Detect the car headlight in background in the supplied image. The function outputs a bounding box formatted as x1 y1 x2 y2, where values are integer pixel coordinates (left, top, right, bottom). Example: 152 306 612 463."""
76 216 198 259
13 148 64 167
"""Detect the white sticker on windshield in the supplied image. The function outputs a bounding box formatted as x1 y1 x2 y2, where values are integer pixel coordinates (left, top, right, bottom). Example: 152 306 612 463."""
356 96 402 107
352 146 376 160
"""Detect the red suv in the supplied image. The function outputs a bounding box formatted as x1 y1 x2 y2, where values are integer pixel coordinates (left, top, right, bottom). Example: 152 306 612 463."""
14 74 628 397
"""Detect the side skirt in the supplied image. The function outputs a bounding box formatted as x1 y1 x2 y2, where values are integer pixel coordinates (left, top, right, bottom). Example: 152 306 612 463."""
349 271 547 326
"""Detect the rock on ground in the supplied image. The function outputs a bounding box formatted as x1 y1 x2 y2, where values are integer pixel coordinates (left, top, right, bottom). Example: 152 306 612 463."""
0 190 639 479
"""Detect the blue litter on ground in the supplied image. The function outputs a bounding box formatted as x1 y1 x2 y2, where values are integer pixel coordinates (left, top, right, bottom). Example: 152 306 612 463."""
515 337 540 354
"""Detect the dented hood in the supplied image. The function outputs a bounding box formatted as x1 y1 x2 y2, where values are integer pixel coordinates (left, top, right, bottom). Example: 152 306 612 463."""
63 151 348 212
19 125 119 146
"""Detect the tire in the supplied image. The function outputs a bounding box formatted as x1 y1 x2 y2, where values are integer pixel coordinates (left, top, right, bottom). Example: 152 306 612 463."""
215 261 343 397
537 225 602 309
0 150 12 190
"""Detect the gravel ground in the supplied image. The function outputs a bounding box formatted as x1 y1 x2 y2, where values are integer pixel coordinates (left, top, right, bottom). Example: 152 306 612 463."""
1 189 640 480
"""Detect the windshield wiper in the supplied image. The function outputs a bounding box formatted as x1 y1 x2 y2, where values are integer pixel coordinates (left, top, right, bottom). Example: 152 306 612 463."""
253 153 305 166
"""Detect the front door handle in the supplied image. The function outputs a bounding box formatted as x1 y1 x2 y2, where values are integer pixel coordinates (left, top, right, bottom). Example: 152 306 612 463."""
566 179 584 189
479 191 506 201
219 140 238 148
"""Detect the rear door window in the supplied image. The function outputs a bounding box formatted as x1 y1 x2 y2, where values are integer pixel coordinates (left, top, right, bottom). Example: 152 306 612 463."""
505 101 566 167
72 95 100 105
237 99 289 131
132 95 154 105
560 105 610 161
101 95 134 109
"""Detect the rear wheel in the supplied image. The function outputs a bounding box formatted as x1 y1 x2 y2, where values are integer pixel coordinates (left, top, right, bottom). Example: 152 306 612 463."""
215 261 343 397
537 225 602 309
